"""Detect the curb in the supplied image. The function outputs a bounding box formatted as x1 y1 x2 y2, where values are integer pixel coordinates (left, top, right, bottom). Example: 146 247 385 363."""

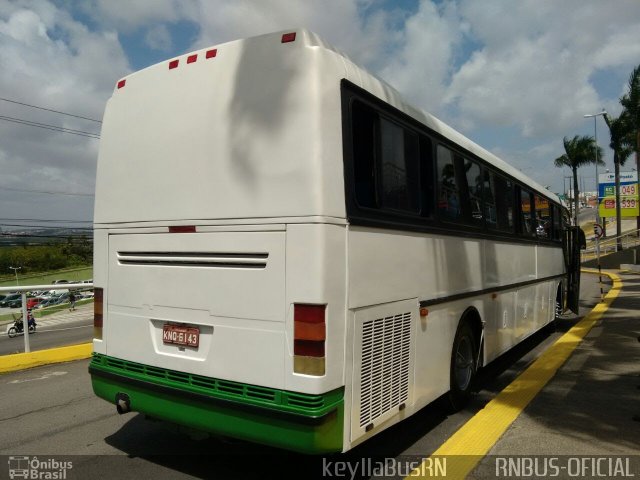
0 343 92 374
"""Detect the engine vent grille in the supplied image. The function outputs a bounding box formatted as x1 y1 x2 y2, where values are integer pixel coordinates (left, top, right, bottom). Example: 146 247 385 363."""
359 312 411 428
117 251 268 269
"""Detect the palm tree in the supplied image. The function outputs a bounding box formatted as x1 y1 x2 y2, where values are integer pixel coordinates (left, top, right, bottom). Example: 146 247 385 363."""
554 135 604 225
620 65 640 230
603 113 633 250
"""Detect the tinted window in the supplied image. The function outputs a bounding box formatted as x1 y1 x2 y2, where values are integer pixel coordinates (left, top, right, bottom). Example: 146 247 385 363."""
462 158 482 227
379 117 420 213
352 101 378 208
520 189 535 237
484 171 515 233
419 136 433 217
436 145 462 222
552 205 562 241
535 195 550 238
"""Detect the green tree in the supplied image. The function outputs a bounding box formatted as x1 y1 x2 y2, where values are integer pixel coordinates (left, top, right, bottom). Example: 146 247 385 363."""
554 135 604 225
603 113 633 250
620 65 640 230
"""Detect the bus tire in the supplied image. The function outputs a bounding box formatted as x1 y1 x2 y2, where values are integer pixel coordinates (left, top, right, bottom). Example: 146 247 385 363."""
448 321 476 412
8 327 17 338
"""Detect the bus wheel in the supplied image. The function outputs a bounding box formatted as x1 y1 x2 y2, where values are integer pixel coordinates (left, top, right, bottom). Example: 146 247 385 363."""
448 321 476 412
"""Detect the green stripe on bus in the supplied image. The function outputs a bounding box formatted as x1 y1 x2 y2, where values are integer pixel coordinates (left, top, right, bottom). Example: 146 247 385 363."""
89 354 344 453
90 353 342 418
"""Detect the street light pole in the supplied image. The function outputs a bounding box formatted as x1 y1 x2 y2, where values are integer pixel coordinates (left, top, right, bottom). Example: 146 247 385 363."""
9 266 21 286
584 110 607 299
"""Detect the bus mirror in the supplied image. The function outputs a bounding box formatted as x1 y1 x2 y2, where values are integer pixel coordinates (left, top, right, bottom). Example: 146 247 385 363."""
578 229 586 249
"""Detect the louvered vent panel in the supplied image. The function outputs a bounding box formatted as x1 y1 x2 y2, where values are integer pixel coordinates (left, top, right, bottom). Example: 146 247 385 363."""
359 312 411 428
117 251 268 269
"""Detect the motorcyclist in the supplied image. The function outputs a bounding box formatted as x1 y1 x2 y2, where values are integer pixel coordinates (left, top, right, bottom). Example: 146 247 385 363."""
13 309 36 332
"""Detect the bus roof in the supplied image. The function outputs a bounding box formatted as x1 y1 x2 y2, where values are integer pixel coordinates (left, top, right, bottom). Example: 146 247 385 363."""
94 29 558 225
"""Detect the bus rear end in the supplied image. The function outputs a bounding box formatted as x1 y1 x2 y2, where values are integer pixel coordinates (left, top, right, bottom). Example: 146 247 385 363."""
89 29 348 454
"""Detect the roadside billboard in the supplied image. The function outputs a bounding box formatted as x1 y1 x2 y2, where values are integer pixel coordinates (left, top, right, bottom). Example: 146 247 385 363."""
598 171 639 218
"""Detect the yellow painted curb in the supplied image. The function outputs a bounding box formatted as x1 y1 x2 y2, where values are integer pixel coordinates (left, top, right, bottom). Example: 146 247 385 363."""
0 343 93 374
407 270 622 479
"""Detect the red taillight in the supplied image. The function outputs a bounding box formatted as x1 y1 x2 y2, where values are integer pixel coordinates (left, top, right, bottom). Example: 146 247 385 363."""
169 225 196 233
294 340 325 357
169 59 179 69
206 49 217 59
293 304 326 376
187 54 197 64
281 32 296 43
117 79 126 89
94 288 103 340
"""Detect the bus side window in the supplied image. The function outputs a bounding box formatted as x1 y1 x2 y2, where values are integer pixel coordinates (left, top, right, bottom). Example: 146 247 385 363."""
419 135 433 217
436 145 462 222
379 117 420 213
553 205 562 241
495 174 515 233
485 171 515 233
352 101 378 209
519 188 536 237
483 170 497 229
461 158 483 227
535 195 550 238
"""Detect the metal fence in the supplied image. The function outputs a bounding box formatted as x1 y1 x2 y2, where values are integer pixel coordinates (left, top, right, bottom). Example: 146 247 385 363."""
0 283 93 353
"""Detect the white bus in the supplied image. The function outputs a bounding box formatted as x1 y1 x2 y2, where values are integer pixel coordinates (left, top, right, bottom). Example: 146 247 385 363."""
89 29 583 454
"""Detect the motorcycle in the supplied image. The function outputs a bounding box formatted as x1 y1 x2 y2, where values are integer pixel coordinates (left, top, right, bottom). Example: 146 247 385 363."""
7 313 37 338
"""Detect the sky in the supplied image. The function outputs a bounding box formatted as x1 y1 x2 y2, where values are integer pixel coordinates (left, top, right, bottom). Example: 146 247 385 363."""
1 0 639 227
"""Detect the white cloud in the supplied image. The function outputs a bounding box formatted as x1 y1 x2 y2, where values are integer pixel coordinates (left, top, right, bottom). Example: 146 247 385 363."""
379 1 463 116
144 24 172 51
443 0 640 140
185 0 394 70
79 0 199 32
0 0 130 220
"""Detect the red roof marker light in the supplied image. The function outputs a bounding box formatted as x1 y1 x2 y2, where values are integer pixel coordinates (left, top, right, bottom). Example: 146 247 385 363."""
187 54 197 64
169 225 196 233
169 59 179 69
281 32 296 43
117 79 126 89
206 49 217 59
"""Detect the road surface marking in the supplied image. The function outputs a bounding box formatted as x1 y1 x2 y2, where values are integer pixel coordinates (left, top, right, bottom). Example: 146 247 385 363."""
8 371 67 384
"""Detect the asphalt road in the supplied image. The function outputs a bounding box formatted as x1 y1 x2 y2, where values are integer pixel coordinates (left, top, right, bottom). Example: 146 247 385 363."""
0 275 605 480
0 317 92 355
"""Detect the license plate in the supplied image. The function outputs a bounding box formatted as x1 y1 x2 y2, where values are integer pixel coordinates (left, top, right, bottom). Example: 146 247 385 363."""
162 324 199 348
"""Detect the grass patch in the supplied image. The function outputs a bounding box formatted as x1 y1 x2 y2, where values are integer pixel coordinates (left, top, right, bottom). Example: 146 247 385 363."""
35 298 94 318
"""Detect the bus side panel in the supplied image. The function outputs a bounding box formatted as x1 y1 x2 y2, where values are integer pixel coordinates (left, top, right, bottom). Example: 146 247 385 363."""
347 227 484 310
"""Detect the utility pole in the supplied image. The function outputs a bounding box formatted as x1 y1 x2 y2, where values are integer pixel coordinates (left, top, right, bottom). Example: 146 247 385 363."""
9 266 21 286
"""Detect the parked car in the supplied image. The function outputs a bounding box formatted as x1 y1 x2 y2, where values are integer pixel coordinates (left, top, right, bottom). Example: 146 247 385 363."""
0 293 22 308
52 279 69 285
34 298 54 309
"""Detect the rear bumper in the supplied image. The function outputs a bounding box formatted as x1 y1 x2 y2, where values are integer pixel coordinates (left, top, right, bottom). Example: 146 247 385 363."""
89 354 344 454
